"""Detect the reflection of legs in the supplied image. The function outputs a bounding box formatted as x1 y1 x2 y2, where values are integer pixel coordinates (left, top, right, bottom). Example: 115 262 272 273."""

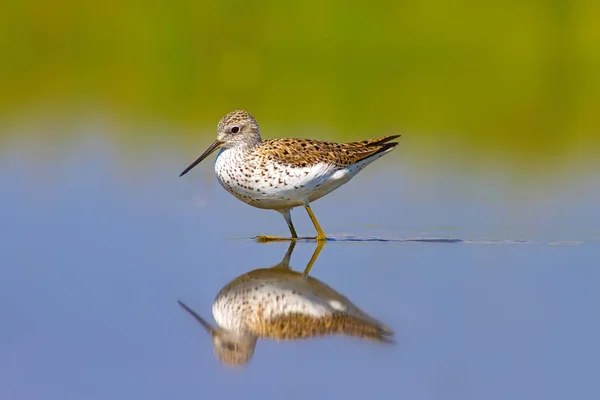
255 210 298 242
304 204 327 241
303 240 325 277
272 241 296 269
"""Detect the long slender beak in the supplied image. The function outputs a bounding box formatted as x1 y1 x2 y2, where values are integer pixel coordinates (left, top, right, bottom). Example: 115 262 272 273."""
178 300 217 336
179 140 223 177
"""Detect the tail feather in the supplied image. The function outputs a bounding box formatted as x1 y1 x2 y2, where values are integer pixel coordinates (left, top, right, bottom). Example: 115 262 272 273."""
354 134 401 147
352 139 399 164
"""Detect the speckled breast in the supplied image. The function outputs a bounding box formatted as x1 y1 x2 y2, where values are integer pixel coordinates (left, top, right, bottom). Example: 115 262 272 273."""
214 147 352 210
211 270 333 333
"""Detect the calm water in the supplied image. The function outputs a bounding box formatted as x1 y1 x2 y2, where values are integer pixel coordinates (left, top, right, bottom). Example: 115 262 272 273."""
1 135 599 400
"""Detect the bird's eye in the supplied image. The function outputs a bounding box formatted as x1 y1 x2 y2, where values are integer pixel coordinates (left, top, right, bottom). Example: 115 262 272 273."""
231 126 240 133
225 343 236 351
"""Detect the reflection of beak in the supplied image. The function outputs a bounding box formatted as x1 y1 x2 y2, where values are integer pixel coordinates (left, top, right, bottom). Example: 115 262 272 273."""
178 300 217 336
179 140 223 177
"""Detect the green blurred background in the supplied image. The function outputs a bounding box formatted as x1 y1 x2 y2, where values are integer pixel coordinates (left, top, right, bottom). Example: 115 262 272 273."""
1 0 599 173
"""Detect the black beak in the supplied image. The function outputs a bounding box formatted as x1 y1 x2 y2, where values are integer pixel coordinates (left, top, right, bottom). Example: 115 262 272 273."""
177 300 217 336
179 140 223 177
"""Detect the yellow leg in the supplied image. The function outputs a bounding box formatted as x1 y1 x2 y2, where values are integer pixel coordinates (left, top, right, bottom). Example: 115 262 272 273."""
255 235 296 242
305 204 327 241
303 240 325 277
255 210 298 242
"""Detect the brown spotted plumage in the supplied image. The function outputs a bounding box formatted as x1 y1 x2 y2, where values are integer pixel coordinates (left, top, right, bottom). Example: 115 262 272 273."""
254 312 394 343
257 135 400 168
178 242 394 367
179 110 401 241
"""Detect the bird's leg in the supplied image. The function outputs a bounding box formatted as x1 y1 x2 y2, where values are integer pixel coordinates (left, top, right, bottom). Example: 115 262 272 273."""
304 204 327 241
282 209 298 238
255 210 299 242
255 236 294 242
302 240 325 277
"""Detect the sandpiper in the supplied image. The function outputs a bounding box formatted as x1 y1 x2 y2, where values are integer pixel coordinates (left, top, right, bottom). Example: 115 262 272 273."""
178 241 394 367
179 110 400 241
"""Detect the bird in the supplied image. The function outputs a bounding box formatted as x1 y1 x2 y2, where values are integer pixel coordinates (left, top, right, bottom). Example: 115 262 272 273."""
179 110 400 241
178 241 394 367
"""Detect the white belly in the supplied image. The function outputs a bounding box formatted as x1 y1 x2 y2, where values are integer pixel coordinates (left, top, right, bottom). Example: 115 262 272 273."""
214 148 354 210
212 271 346 332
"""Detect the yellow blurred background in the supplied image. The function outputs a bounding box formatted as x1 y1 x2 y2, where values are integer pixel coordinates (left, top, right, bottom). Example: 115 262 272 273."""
1 0 599 172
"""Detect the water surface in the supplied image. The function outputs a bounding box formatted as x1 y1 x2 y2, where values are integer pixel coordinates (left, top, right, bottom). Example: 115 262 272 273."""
1 137 599 400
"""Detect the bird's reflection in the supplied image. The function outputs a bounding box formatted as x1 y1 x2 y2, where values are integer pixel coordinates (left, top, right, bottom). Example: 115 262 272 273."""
178 241 394 367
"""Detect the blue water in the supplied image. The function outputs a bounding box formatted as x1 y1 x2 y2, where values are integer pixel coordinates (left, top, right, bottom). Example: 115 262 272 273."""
1 137 599 400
